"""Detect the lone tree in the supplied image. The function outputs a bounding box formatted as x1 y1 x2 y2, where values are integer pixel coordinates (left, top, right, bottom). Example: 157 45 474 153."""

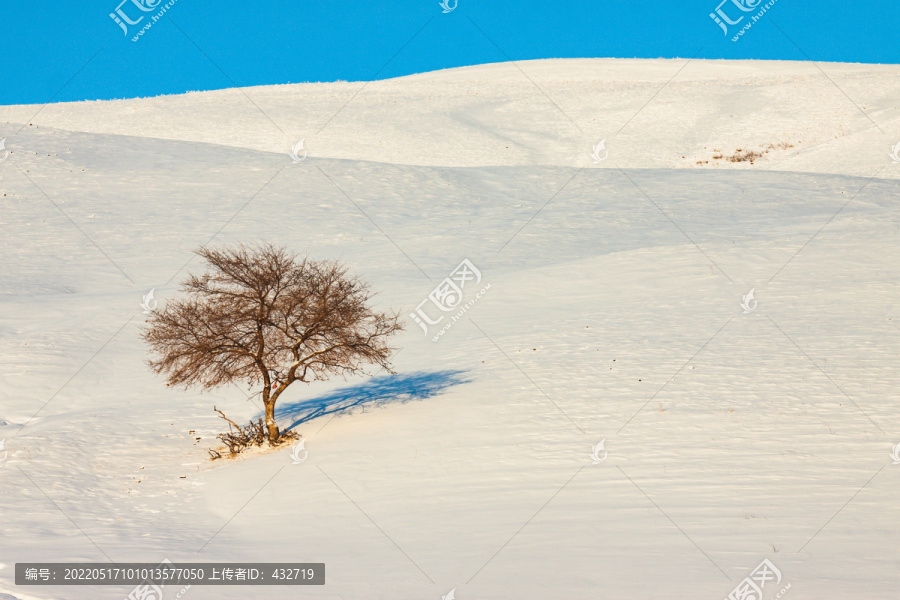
143 243 404 445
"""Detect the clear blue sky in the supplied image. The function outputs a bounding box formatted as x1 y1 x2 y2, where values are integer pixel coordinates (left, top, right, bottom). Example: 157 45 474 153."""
2 0 898 105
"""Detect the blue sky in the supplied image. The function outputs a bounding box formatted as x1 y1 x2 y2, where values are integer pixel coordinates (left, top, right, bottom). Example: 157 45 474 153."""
2 0 898 105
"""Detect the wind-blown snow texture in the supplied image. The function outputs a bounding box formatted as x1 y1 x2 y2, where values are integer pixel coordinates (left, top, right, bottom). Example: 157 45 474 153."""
1 59 899 600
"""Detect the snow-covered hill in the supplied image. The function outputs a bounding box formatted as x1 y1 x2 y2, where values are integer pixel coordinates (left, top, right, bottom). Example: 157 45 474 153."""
3 58 899 177
1 59 899 600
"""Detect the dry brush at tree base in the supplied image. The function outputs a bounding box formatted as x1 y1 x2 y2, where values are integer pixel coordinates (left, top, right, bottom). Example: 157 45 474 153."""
207 406 299 459
141 243 404 453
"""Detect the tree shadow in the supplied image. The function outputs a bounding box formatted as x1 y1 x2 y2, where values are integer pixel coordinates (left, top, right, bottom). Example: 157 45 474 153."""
277 369 471 431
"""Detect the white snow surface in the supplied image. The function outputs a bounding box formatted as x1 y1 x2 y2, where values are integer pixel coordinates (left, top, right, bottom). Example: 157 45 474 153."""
1 58 899 600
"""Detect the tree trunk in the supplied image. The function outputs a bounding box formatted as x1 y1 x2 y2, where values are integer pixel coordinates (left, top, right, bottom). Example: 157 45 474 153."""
264 399 280 443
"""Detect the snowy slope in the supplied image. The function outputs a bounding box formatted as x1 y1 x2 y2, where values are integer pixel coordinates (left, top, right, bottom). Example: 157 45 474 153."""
1 59 899 600
2 59 899 177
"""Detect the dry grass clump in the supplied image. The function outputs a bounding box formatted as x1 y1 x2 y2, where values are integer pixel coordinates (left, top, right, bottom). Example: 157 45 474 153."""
704 142 796 165
726 148 766 164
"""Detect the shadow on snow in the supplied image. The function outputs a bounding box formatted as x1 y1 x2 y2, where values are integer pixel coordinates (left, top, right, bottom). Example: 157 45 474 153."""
276 369 470 432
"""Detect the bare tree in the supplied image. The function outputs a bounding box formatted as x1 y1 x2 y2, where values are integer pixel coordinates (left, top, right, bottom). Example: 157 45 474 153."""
142 243 404 444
